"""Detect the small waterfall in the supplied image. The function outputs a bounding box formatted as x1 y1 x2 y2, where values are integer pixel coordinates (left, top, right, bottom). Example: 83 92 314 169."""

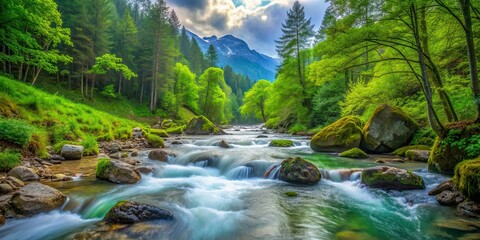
226 166 253 180
192 160 209 167
264 164 281 179
320 169 362 182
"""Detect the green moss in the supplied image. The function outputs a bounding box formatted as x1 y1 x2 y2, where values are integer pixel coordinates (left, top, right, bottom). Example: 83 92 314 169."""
149 128 169 138
96 158 111 176
269 139 294 147
0 149 22 171
429 124 480 174
289 124 307 134
199 116 216 131
145 133 164 148
392 145 430 157
116 200 128 207
339 148 369 159
0 94 19 117
310 116 363 152
454 159 480 201
284 191 298 197
362 169 424 189
166 125 185 134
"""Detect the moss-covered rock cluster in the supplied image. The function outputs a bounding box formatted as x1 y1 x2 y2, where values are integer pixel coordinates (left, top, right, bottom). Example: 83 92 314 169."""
279 157 321 185
339 148 369 159
269 139 294 147
185 115 225 135
429 123 480 174
310 116 363 152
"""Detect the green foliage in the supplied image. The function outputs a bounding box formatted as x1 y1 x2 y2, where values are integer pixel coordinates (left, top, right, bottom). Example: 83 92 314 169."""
240 80 271 122
145 133 164 148
173 63 198 113
0 149 22 171
89 54 137 80
101 85 117 98
410 128 436 146
82 135 99 156
269 140 295 147
454 159 480 201
0 118 34 147
96 158 111 176
339 148 369 159
198 68 231 124
310 77 345 127
289 123 307 134
113 127 132 140
442 129 480 159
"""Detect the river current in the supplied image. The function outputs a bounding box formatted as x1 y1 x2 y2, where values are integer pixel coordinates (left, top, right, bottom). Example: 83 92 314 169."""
0 127 478 240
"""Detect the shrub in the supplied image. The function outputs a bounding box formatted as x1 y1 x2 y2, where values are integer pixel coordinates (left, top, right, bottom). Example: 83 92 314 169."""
0 149 22 171
145 133 164 148
29 130 49 158
289 123 307 134
0 118 34 147
113 127 132 140
82 135 99 156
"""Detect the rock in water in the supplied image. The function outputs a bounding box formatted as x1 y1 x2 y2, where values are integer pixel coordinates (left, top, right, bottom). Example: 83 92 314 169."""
269 140 294 147
218 140 231 148
104 201 174 224
310 116 363 152
361 166 425 190
454 159 480 201
96 159 141 184
148 150 172 162
10 182 66 216
61 144 84 160
360 104 418 153
405 150 430 162
184 116 225 135
339 148 369 159
279 157 321 185
7 166 39 181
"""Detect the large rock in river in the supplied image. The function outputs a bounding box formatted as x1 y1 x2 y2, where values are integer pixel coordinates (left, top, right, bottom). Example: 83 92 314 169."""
279 157 321 185
61 144 84 160
10 182 66 216
361 166 425 190
104 200 174 224
360 105 419 153
7 166 39 181
185 116 225 135
310 116 363 152
96 158 141 184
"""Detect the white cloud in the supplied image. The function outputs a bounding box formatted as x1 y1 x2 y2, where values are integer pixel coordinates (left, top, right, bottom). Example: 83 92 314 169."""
167 0 328 57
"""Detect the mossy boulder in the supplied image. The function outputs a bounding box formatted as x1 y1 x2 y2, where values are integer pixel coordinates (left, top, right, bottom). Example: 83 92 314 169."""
279 157 321 185
185 116 225 135
339 148 369 159
104 201 173 224
405 150 430 162
454 159 480 201
429 124 480 174
310 116 363 152
392 145 430 157
360 104 419 153
269 139 294 147
166 125 185 135
149 129 169 138
145 133 164 148
361 166 425 190
96 158 141 184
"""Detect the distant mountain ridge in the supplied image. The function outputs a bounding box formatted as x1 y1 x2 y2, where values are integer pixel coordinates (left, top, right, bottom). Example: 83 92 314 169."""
187 31 278 81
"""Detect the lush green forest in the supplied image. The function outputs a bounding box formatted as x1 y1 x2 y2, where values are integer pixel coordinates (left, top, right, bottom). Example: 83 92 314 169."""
0 0 254 124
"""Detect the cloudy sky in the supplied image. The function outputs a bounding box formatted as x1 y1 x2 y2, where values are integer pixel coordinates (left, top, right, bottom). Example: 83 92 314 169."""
166 0 329 57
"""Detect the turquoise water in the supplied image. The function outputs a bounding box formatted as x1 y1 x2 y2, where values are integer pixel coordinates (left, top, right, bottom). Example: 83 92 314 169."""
0 128 478 239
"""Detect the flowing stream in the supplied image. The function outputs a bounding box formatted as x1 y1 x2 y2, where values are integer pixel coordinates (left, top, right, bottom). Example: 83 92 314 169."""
1 127 479 239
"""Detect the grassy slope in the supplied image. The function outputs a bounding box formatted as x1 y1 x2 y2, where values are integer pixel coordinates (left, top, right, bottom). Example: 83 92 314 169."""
0 75 147 164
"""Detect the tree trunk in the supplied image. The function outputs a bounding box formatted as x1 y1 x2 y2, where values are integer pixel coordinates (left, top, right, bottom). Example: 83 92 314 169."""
81 64 84 96
91 74 96 99
419 5 458 122
31 67 42 85
460 0 480 122
23 65 30 82
411 4 446 137
118 74 123 95
18 63 23 81
2 45 5 73
140 76 144 103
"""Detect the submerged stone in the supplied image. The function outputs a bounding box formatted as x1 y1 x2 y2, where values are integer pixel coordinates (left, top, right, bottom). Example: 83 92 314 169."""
279 157 321 185
104 200 174 224
361 166 425 190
